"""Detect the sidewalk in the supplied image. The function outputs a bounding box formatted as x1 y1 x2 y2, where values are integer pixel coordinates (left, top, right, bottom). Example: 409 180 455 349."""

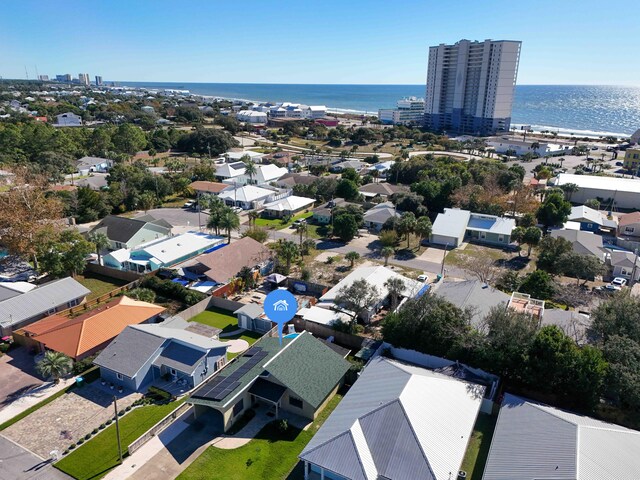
0 377 75 425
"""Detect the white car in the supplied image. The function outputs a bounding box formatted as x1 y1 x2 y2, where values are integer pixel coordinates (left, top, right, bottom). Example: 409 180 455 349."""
417 274 429 282
611 277 628 288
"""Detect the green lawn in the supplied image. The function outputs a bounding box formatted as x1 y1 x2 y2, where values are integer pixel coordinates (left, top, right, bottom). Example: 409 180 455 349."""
75 273 129 301
254 211 313 229
177 393 343 480
189 308 239 334
460 413 497 479
55 399 185 480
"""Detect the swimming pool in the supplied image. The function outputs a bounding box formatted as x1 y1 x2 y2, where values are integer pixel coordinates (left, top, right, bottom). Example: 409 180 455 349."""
283 333 299 339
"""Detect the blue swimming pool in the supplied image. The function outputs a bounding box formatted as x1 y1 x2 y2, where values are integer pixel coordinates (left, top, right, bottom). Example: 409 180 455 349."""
284 333 299 339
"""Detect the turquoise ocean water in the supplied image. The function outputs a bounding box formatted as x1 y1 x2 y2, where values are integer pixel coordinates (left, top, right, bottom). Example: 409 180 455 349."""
121 82 640 137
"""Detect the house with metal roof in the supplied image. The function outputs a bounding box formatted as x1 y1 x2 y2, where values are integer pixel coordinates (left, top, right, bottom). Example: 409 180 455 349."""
88 214 172 251
189 331 351 432
218 185 276 210
94 322 228 392
76 156 113 175
318 266 425 322
262 195 315 219
430 208 516 248
299 356 485 480
358 182 407 200
553 173 640 210
0 277 90 335
103 231 225 273
482 393 640 480
567 205 617 233
16 296 165 360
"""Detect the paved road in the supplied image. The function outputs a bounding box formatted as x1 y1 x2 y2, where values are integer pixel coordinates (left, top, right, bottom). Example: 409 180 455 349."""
0 348 43 409
0 435 72 480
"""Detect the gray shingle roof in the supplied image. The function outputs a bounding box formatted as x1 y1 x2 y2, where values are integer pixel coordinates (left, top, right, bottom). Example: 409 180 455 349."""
432 280 511 327
483 393 640 480
89 215 170 244
550 229 605 258
0 277 90 327
153 341 206 375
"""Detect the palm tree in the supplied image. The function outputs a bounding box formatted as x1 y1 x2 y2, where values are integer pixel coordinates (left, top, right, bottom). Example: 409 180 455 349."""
381 246 394 266
206 197 227 235
397 212 417 249
294 222 308 246
278 240 299 273
531 142 540 155
558 157 565 169
242 155 257 185
36 351 72 384
414 216 432 247
384 277 405 310
88 232 110 266
219 208 240 243
248 210 259 227
345 251 360 269
138 192 157 213
560 183 579 202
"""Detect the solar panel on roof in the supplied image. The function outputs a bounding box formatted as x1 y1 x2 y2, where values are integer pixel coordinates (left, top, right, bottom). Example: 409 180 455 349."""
213 381 241 400
193 375 226 398
242 346 263 357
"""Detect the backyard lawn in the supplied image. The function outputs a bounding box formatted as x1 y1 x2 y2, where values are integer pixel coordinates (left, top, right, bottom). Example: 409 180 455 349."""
460 413 497 479
254 211 313 229
55 399 185 480
75 273 129 301
177 393 343 480
189 308 263 358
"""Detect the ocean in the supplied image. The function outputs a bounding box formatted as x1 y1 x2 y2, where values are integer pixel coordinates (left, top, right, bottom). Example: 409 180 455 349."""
121 82 640 138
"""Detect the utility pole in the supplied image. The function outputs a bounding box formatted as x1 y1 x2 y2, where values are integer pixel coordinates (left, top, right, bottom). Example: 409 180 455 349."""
440 243 449 278
113 396 123 464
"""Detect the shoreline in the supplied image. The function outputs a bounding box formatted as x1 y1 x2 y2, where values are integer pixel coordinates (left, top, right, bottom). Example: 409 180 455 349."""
114 82 635 140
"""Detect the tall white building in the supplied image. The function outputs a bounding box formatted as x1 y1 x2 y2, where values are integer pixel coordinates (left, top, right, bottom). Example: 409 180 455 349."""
78 73 90 86
378 96 425 125
424 39 521 136
95 75 103 86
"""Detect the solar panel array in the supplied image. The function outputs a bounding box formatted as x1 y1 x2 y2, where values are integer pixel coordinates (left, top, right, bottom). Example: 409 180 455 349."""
194 347 269 401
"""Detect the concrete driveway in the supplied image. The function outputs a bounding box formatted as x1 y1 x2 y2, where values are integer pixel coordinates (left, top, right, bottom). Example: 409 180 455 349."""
0 435 72 480
0 348 43 410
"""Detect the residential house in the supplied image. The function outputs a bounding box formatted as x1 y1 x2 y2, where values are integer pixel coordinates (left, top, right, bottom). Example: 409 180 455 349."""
236 110 268 123
94 322 229 392
295 305 351 328
188 181 230 197
623 147 640 170
312 198 356 225
189 332 351 432
609 250 640 282
482 393 640 480
88 215 172 251
184 237 272 285
299 356 485 480
0 277 90 335
215 161 246 183
0 282 34 302
541 309 591 344
218 185 276 210
318 266 425 322
262 195 315 219
617 211 640 238
103 231 225 273
225 151 264 163
432 280 512 327
358 182 407 201
16 297 165 360
550 229 607 261
232 163 289 186
363 201 399 232
430 208 516 248
365 160 395 177
275 173 318 189
76 156 112 175
55 112 82 127
330 160 367 173
234 303 273 333
567 205 617 232
487 137 569 157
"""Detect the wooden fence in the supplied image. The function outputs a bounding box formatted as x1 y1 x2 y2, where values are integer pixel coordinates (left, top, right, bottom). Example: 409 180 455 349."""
85 263 142 282
54 279 143 318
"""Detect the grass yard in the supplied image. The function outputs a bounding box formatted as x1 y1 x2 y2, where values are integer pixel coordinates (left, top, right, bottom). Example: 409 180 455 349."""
75 273 129 301
254 211 313 229
178 393 343 480
55 399 185 480
460 413 497 479
445 243 510 267
189 308 239 334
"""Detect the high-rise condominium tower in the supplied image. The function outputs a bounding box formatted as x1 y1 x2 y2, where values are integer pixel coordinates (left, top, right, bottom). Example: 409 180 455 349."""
424 39 521 136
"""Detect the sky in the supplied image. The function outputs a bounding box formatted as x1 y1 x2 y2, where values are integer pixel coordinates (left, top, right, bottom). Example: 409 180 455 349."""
0 0 637 86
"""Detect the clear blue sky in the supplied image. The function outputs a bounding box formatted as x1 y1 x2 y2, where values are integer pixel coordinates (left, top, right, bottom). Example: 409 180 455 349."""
1 0 636 86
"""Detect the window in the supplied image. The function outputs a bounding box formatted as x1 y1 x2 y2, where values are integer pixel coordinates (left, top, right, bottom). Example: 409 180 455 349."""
587 223 593 229
170 368 177 376
289 396 303 409
498 235 504 242
116 373 123 380
68 298 78 308
46 307 56 315
215 358 225 371
233 399 244 417
622 268 630 276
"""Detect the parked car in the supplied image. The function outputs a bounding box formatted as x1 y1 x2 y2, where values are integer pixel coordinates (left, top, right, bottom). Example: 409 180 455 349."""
417 274 429 282
183 201 195 209
595 284 621 292
611 277 628 288
292 218 307 226
231 206 243 213
616 161 623 166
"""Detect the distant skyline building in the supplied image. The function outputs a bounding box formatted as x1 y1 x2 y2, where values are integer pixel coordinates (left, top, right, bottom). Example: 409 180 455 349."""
378 96 425 125
37 74 49 81
95 75 103 86
78 73 90 86
424 39 521 136
55 73 72 82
